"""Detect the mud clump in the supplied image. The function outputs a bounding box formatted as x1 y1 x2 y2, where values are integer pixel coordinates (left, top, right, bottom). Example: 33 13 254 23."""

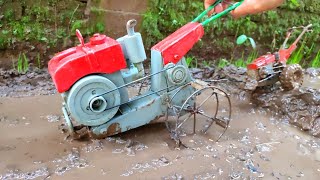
249 67 320 137
0 68 55 97
252 87 320 137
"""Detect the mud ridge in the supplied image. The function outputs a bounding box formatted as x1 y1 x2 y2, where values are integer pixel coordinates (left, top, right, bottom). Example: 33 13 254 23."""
190 66 320 137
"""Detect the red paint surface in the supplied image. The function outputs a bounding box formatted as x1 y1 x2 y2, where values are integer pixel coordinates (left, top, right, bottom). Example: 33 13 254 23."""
152 22 204 65
247 44 297 70
247 54 275 70
279 44 297 61
48 34 126 93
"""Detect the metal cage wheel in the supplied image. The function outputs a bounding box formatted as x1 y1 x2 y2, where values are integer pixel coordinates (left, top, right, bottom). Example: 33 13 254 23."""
164 83 192 138
279 64 303 91
172 86 231 148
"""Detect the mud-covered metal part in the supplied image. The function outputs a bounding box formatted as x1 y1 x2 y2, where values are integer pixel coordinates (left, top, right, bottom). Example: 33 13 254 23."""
62 104 75 136
279 64 304 91
165 80 231 148
244 24 312 91
165 63 189 85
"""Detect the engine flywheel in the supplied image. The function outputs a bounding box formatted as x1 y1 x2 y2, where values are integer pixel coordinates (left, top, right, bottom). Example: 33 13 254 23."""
66 75 120 126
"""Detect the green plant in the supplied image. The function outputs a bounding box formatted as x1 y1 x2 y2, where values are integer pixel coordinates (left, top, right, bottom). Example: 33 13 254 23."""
217 59 230 68
301 42 316 66
4 9 14 21
234 59 245 67
95 22 105 33
233 51 245 67
141 0 202 49
185 56 197 68
68 4 80 36
16 53 29 73
56 28 67 39
71 20 86 33
247 50 259 64
236 35 256 49
36 53 41 69
287 41 305 65
310 50 320 68
202 60 211 67
23 54 29 72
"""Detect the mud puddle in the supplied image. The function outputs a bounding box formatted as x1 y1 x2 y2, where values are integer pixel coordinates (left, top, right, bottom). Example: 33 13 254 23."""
1 94 319 179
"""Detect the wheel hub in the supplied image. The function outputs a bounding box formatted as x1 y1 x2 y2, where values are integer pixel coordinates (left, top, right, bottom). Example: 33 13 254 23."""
66 75 120 126
89 96 108 113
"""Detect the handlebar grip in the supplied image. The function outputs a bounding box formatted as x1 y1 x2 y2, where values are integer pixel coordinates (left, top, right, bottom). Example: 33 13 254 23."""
192 0 244 26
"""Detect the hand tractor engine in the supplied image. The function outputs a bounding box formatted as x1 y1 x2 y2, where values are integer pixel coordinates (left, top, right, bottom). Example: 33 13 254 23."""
48 0 242 146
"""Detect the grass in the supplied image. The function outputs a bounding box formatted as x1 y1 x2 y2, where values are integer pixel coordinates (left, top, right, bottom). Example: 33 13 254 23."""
14 53 29 74
287 41 305 65
215 50 259 69
185 56 198 68
202 60 211 67
141 0 320 69
247 50 259 64
217 59 230 68
36 53 41 69
310 50 320 68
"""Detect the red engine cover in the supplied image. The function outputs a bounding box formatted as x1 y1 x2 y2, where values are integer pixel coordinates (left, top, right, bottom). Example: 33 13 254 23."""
48 34 126 93
152 22 204 65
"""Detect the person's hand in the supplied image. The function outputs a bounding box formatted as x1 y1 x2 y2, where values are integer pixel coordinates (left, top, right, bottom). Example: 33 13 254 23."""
204 0 284 18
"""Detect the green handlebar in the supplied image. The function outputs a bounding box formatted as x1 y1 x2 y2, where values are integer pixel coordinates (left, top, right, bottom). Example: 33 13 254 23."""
192 0 223 22
192 0 244 26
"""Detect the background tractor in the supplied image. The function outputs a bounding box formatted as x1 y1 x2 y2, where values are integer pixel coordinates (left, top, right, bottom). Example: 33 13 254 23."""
244 24 313 91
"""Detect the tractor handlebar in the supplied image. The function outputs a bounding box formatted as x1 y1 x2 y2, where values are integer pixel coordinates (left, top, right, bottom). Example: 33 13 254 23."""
281 24 312 50
193 0 244 26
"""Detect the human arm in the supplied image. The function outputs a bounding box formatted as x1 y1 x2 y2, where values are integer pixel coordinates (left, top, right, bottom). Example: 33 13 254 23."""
204 0 285 18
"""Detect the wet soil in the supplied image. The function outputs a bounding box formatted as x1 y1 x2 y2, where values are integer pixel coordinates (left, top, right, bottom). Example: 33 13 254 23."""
0 68 55 97
202 66 320 138
1 94 319 179
0 67 320 179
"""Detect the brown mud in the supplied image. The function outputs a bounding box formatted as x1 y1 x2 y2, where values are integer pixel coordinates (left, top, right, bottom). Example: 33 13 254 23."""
1 94 320 179
0 67 319 179
204 66 320 137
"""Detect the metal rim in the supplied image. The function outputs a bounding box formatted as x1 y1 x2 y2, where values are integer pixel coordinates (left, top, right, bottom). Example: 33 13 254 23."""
170 86 232 148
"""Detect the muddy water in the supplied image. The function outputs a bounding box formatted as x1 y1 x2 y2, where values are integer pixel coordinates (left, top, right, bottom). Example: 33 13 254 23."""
303 75 320 89
1 94 319 179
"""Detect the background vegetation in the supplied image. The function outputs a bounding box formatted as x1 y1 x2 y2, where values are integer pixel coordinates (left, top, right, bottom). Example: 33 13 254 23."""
141 0 320 68
0 0 103 70
0 0 319 71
